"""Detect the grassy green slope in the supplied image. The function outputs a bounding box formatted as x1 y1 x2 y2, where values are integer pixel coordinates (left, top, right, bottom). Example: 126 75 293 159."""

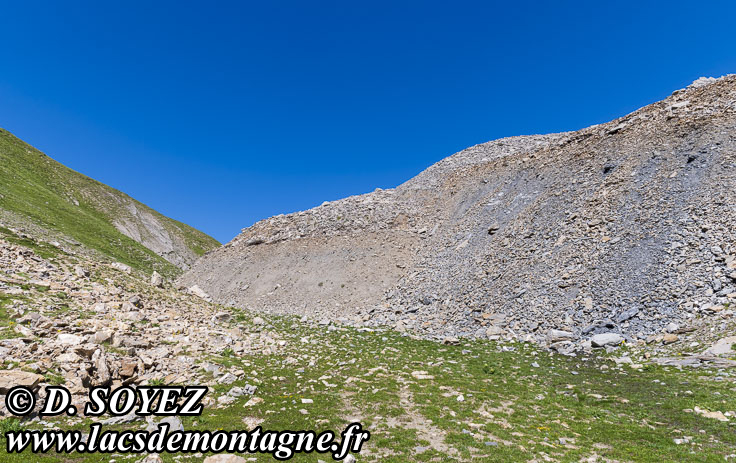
0 128 219 277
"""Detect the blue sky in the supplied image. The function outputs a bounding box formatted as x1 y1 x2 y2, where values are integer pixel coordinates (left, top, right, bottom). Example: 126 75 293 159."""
1 1 734 243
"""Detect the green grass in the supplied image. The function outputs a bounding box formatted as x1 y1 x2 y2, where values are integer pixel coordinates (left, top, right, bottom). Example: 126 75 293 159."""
0 418 22 435
0 128 219 277
99 341 128 356
1 316 733 462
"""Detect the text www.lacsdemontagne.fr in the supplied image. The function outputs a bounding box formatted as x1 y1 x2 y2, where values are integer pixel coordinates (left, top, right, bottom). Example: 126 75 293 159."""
6 422 370 461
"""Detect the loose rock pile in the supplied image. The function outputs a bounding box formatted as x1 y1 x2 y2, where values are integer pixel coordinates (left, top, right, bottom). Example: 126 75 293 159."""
0 235 285 417
180 75 736 353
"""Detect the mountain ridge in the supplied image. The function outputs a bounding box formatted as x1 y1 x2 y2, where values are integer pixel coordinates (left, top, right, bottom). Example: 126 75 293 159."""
180 75 736 351
0 128 219 277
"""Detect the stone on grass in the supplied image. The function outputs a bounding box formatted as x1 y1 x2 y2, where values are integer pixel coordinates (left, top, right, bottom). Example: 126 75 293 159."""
591 333 623 347
203 455 248 463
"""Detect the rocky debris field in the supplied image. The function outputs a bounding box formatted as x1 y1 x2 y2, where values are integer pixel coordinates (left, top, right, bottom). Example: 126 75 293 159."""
180 75 736 356
1 214 736 462
0 229 285 419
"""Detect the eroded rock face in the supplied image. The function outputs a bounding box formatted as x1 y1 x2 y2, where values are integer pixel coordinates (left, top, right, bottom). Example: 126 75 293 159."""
180 75 736 349
112 199 199 270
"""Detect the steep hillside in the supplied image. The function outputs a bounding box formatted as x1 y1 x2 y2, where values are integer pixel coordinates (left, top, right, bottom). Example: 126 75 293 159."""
180 75 736 351
0 128 219 276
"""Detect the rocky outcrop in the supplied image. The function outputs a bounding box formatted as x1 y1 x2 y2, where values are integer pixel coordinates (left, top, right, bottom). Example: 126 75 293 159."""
110 198 202 270
180 75 736 350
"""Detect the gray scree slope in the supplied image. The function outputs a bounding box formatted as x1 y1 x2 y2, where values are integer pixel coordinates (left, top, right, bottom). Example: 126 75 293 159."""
180 75 736 349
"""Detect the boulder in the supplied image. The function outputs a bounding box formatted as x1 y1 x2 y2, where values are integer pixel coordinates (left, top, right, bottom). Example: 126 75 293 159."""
56 352 82 364
74 265 89 278
119 359 137 377
111 262 132 274
212 312 233 324
92 349 111 386
138 455 163 463
150 271 164 288
188 285 212 302
218 373 237 385
92 330 113 344
485 326 504 337
665 322 679 333
443 336 460 345
591 333 623 347
160 416 184 432
0 370 45 393
547 329 574 343
58 333 84 346
203 455 247 463
704 336 736 356
662 333 679 344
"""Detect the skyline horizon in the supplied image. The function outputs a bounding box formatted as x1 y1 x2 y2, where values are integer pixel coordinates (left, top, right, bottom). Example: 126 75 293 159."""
2 72 729 242
2 1 734 242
